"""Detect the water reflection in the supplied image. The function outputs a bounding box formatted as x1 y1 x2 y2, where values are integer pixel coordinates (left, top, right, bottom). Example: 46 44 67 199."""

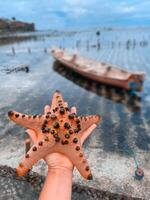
53 61 141 112
0 35 39 46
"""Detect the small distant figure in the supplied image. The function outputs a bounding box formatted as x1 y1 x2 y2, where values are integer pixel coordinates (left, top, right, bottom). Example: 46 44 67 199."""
12 17 16 21
96 31 100 36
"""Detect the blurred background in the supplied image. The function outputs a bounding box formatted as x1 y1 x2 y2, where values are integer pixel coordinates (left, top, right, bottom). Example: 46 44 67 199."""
0 1 150 199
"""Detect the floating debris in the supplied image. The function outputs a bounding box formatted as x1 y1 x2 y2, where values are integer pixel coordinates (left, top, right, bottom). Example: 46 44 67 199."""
1 64 29 74
135 167 144 180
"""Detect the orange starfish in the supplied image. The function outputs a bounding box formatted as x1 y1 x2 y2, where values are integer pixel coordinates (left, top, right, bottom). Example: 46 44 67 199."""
8 90 101 180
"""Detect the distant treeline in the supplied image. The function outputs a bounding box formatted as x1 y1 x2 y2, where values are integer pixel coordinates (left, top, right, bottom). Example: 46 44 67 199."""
0 18 35 33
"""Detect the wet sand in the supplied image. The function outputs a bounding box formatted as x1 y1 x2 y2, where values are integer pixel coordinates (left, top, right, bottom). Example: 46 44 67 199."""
0 28 150 199
0 165 142 200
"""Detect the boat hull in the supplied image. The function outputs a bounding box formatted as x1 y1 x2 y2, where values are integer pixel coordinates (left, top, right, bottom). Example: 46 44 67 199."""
51 49 145 91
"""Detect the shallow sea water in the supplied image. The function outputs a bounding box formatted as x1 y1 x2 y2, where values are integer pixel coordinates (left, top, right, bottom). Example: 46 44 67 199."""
0 27 150 167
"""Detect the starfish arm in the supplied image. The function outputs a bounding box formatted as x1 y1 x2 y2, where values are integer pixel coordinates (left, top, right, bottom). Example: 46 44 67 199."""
78 115 101 133
74 153 93 180
65 146 93 180
50 90 67 112
16 136 56 176
8 110 44 130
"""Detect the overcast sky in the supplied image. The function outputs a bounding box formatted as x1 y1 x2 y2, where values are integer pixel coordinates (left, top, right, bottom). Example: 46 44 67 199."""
0 0 150 30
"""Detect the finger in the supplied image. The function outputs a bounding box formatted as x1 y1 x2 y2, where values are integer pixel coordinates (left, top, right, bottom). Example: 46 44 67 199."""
44 105 51 114
26 129 37 143
71 107 77 114
64 102 68 107
81 124 97 145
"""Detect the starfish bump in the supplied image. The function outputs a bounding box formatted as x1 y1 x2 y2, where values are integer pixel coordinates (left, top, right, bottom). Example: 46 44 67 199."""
8 91 101 179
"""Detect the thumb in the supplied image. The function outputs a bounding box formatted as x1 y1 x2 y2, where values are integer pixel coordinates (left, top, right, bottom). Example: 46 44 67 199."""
26 129 37 143
81 124 97 145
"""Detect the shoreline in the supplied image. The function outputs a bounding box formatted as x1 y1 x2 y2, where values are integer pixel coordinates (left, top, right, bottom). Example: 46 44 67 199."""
0 165 142 200
0 33 38 46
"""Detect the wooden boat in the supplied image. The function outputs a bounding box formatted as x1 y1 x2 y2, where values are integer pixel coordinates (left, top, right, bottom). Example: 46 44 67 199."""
53 61 141 112
51 48 145 91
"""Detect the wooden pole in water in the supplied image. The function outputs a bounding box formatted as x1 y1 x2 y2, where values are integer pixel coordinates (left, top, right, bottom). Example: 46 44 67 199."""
86 40 89 50
28 48 31 54
44 48 47 54
96 31 100 50
12 47 15 56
